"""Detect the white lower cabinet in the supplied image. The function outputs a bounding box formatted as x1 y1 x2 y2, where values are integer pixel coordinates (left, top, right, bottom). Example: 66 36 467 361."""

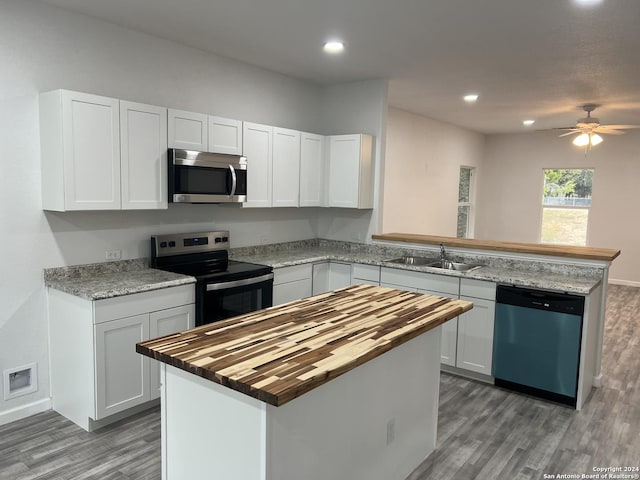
273 264 312 305
380 268 496 376
311 261 353 295
48 285 195 431
149 305 194 397
95 314 150 419
455 279 496 376
351 263 381 286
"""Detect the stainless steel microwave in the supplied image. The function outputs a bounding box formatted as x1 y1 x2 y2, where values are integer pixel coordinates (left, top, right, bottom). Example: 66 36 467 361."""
168 148 248 203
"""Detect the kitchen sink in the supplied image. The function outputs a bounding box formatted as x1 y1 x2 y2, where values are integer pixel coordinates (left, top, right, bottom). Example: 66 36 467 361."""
385 256 437 266
426 260 482 272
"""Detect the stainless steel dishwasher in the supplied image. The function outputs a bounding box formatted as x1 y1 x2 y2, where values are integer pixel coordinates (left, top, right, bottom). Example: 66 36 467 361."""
492 285 584 407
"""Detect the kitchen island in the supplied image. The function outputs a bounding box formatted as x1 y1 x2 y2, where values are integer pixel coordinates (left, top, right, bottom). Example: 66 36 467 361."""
137 284 472 480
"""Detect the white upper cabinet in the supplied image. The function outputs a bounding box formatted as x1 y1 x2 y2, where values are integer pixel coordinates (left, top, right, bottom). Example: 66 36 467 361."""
167 109 208 151
40 90 168 211
168 110 243 155
243 122 273 208
299 132 325 207
208 116 243 155
40 90 121 211
272 127 301 207
120 101 168 210
328 134 374 209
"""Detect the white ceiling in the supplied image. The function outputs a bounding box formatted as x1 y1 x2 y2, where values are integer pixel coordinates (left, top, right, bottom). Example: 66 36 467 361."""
39 0 640 133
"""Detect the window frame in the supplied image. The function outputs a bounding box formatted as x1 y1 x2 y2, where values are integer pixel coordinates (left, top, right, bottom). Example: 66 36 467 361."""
539 168 594 246
457 166 476 239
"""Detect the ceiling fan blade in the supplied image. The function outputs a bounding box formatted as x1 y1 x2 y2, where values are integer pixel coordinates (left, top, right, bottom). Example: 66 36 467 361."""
600 124 640 129
594 128 625 135
551 127 579 131
558 130 580 137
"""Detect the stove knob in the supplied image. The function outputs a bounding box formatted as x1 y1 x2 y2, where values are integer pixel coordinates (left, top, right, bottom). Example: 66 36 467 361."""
169 241 176 247
160 241 168 248
222 237 228 242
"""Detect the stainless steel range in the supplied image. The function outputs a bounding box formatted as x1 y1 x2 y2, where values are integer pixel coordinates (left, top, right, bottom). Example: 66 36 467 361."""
151 231 273 326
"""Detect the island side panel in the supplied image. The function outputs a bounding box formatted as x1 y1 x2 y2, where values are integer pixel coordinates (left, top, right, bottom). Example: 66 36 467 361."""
265 325 442 480
162 364 267 480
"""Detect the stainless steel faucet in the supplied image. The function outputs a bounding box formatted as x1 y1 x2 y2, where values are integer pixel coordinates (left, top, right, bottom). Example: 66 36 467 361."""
440 243 446 262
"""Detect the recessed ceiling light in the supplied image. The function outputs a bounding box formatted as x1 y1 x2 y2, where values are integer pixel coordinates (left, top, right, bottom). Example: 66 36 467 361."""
574 0 603 6
463 94 479 103
323 41 345 54
523 120 535 126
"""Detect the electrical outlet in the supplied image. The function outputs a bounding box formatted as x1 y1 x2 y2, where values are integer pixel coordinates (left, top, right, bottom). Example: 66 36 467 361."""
105 250 122 261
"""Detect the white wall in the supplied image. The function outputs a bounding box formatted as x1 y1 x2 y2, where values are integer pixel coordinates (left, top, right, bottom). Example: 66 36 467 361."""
381 108 485 235
316 79 388 242
0 0 383 420
476 130 639 284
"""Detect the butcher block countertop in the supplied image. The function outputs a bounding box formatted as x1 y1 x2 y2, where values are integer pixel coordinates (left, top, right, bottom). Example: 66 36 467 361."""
137 284 472 407
372 233 620 262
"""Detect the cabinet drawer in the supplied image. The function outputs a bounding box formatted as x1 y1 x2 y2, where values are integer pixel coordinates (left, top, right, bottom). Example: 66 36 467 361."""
273 264 312 285
94 284 195 324
351 264 380 282
460 278 496 301
380 267 459 295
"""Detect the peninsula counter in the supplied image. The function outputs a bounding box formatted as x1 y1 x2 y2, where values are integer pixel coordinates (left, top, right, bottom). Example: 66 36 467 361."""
137 284 472 480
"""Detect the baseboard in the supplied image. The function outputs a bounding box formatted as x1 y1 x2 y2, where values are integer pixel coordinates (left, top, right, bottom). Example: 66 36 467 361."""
608 278 640 288
0 398 52 426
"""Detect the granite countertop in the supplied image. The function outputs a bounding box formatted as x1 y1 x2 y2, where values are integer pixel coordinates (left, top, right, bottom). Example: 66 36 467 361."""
231 242 603 295
137 284 472 406
44 259 195 300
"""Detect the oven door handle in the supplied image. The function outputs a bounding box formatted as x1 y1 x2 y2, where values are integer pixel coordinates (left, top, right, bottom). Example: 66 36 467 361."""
228 164 237 197
205 272 274 291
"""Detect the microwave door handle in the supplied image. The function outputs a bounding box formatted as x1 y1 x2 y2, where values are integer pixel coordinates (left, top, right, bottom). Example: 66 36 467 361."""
228 164 237 198
206 273 274 291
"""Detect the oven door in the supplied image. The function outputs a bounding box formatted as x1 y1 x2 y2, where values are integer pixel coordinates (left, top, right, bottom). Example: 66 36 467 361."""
196 273 274 326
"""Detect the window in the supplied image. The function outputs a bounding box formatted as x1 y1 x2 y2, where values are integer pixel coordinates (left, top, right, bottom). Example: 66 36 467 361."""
541 169 593 246
457 167 474 238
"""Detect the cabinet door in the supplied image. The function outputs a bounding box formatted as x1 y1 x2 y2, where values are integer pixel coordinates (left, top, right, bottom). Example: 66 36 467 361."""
243 122 273 207
440 319 458 367
329 262 351 290
149 304 195 399
456 296 495 375
328 134 373 209
95 314 150 419
273 265 313 305
417 288 458 366
120 101 168 210
299 132 325 207
273 280 312 305
168 109 207 151
272 127 301 207
351 264 380 286
312 262 330 295
208 116 243 155
62 91 121 210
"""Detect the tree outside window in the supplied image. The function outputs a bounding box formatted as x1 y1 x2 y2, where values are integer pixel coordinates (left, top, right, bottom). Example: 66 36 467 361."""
541 169 593 246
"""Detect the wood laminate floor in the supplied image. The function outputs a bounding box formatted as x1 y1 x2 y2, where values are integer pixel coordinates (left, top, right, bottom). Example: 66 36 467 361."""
1 284 638 480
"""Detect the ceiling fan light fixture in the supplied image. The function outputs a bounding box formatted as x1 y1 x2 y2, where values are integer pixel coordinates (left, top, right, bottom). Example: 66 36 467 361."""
463 94 479 103
573 133 590 147
572 132 603 148
522 119 535 126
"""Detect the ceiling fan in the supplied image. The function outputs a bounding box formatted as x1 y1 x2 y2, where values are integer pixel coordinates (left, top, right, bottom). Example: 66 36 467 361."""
554 104 640 148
